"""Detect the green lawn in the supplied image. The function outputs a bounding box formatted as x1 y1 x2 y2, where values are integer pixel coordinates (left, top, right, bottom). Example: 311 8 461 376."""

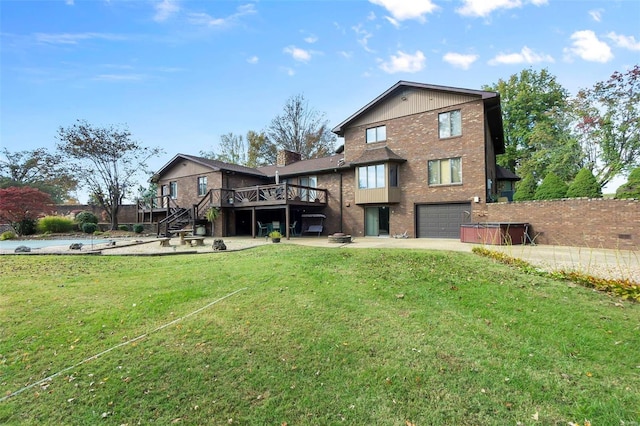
1 246 638 425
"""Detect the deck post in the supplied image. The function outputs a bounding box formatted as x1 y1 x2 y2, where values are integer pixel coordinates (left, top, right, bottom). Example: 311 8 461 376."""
285 205 290 240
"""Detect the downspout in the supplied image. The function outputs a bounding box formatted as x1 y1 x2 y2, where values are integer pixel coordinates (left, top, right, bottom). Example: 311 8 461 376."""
339 171 343 233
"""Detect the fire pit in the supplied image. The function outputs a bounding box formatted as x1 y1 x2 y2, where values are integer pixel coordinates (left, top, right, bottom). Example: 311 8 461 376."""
328 233 352 244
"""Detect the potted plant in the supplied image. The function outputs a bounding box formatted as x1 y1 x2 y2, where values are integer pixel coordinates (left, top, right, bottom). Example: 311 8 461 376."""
268 230 282 243
205 207 220 237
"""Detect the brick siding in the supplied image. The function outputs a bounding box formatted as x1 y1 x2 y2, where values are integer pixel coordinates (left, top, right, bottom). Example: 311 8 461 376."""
485 198 640 250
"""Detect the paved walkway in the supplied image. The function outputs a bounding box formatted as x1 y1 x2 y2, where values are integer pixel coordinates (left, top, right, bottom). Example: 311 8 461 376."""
4 235 639 282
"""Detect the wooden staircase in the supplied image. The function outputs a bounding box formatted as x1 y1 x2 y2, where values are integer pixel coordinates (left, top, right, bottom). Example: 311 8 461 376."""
157 207 192 237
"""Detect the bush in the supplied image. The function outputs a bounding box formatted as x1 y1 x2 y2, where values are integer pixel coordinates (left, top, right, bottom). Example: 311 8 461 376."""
133 224 144 234
16 218 37 236
74 211 99 225
615 167 640 199
37 216 74 234
81 222 98 234
0 230 16 240
118 224 130 232
513 173 537 201
534 172 568 200
566 168 602 198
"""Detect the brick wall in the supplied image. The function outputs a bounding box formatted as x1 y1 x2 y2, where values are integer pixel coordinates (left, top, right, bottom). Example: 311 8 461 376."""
342 100 490 237
485 198 640 250
54 204 138 224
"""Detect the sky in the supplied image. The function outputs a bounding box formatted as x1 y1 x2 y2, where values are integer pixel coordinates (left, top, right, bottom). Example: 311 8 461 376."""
1 0 639 201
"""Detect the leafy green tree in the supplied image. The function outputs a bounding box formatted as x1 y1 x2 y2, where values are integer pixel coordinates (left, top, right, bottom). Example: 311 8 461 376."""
0 148 77 203
57 120 163 231
615 167 640 199
572 65 640 188
512 173 537 201
566 168 602 198
534 172 568 200
266 94 336 160
246 130 275 167
484 68 581 182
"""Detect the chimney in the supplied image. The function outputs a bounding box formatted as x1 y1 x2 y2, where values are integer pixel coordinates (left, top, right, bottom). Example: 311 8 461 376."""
276 150 302 167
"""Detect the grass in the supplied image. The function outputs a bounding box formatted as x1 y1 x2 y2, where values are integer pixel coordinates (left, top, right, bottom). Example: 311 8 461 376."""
1 246 638 425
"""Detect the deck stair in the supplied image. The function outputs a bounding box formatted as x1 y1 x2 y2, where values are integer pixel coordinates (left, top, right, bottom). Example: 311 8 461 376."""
158 207 192 237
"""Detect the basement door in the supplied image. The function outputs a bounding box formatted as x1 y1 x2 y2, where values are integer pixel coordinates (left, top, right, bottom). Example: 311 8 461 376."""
416 203 471 238
365 206 390 237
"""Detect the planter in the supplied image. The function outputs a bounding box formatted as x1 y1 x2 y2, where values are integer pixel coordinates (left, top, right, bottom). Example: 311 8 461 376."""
460 223 530 245
271 238 281 243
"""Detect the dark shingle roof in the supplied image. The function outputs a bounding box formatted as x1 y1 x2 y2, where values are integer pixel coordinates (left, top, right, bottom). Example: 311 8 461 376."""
151 153 267 182
496 165 521 181
349 146 407 166
258 154 347 177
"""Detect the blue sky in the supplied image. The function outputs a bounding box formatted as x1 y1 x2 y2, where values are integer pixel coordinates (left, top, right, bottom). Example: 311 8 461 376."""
1 0 639 200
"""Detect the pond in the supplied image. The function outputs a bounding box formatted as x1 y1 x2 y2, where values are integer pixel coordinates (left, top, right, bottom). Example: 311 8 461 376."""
0 238 113 250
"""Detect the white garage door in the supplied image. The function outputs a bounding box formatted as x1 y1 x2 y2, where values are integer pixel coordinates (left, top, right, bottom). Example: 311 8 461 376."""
416 203 471 238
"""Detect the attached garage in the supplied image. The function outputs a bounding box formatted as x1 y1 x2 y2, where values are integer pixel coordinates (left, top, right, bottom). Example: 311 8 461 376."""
416 202 471 238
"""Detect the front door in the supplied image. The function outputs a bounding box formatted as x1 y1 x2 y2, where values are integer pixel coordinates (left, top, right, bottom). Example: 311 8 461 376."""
365 206 389 237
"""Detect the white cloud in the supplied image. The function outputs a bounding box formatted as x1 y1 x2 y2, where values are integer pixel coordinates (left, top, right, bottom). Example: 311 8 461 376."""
352 24 375 53
284 45 312 63
488 46 553 65
443 52 479 69
247 56 259 64
154 0 180 23
187 3 256 27
304 35 318 44
368 0 438 22
93 74 146 82
65 0 74 5
338 51 353 59
607 32 640 51
457 0 547 18
588 9 603 22
379 50 426 73
563 30 613 63
34 32 126 45
281 67 295 76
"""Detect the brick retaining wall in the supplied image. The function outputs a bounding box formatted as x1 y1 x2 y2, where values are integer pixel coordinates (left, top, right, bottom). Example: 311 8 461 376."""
485 198 640 250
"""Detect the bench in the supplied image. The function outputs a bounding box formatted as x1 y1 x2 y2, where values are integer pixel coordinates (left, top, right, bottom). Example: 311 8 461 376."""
303 225 323 236
183 236 205 246
158 237 171 247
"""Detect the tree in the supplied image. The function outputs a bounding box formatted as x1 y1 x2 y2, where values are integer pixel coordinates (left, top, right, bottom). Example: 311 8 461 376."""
266 94 337 160
205 206 220 237
0 148 77 203
200 133 247 165
484 68 581 182
572 65 640 188
566 168 602 198
512 173 537 201
57 120 163 230
534 172 568 200
0 186 54 235
615 167 640 199
246 130 275 167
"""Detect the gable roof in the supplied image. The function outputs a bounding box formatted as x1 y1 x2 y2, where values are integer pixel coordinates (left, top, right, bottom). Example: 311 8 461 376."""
151 153 267 182
332 80 505 154
258 154 347 177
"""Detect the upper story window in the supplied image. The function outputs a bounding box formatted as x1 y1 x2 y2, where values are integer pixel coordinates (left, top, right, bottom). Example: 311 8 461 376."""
197 176 207 196
366 125 386 143
169 181 178 199
438 110 461 139
428 157 462 185
358 164 385 189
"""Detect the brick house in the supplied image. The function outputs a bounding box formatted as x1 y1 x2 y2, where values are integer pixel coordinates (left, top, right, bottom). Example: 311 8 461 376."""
146 81 506 239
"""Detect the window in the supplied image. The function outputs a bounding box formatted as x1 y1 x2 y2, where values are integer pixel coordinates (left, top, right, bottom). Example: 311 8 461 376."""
438 110 461 138
366 125 386 143
389 163 399 187
428 158 462 185
197 176 207 196
300 175 317 201
358 164 385 189
169 181 177 199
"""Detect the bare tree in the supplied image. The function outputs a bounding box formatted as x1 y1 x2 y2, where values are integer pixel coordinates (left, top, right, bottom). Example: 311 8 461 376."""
266 94 336 160
200 132 247 165
57 120 163 230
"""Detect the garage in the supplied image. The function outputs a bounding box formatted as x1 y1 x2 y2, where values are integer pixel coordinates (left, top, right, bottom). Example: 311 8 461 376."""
416 202 471 238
